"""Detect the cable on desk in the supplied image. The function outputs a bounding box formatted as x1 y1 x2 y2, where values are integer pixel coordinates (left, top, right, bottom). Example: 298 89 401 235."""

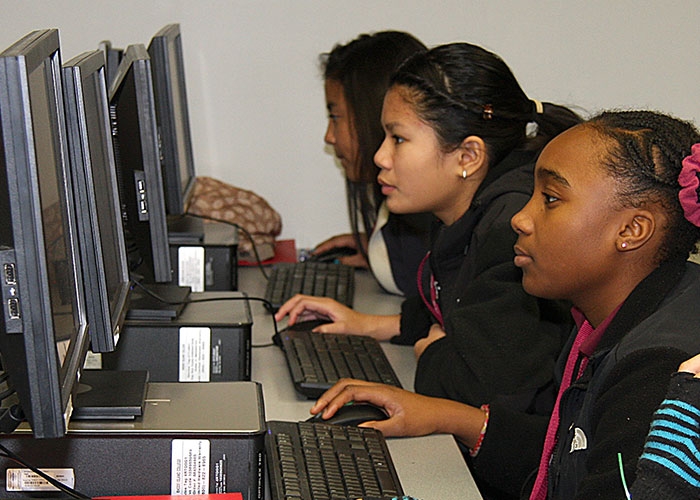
130 279 279 348
0 442 91 499
180 212 271 280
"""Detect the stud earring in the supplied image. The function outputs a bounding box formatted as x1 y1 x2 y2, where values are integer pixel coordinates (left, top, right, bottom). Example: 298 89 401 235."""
621 242 628 249
461 170 468 179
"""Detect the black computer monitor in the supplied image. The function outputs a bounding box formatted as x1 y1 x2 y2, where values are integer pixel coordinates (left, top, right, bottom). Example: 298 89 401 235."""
147 23 196 217
108 43 173 284
0 28 90 438
62 49 132 353
98 40 123 90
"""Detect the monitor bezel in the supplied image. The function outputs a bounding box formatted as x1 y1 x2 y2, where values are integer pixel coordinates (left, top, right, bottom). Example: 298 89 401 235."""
0 28 90 438
62 49 132 353
148 23 197 216
98 40 123 90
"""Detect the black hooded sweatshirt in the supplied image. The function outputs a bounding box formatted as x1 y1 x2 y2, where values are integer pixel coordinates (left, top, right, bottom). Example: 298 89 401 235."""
392 148 572 499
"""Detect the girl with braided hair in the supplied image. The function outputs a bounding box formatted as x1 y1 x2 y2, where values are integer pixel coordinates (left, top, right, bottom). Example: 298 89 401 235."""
311 110 700 500
277 42 581 499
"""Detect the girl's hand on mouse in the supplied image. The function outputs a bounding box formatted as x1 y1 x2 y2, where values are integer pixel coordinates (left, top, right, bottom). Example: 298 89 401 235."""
310 379 446 437
314 233 369 268
274 295 361 330
274 295 399 340
312 379 489 447
314 233 358 253
337 251 369 268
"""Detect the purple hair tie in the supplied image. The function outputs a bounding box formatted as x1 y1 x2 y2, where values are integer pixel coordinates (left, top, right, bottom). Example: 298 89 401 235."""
678 143 700 227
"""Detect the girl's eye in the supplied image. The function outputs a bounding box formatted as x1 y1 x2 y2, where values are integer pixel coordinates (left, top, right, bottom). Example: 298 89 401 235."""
328 113 339 122
393 135 404 145
543 192 559 205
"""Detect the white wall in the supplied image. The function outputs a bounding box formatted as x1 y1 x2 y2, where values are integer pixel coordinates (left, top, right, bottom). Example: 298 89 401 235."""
1 0 698 249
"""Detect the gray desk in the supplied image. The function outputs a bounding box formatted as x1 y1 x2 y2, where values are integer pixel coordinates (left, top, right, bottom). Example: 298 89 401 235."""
240 266 482 500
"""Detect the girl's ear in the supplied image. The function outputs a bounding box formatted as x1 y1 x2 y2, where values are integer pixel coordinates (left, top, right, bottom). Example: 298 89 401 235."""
616 212 656 252
457 136 488 178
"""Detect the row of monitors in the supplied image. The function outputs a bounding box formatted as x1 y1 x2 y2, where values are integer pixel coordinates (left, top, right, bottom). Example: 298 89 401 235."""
0 24 198 439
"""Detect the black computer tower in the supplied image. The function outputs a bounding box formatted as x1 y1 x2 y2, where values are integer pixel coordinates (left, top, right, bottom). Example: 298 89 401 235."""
169 219 239 292
102 292 252 382
0 382 265 499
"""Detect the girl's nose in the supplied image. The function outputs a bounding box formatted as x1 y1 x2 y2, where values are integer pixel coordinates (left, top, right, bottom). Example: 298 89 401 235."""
324 121 335 145
374 138 389 169
511 203 533 235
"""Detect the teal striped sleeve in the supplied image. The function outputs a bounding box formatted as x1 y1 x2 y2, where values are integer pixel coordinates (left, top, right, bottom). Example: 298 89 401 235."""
631 372 700 499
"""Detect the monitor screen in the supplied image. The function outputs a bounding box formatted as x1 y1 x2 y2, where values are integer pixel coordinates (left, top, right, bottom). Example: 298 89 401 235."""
62 49 132 353
108 43 173 284
148 23 197 216
0 28 90 438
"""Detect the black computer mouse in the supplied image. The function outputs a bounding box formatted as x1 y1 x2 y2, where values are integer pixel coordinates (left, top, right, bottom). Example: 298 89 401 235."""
308 246 357 263
272 318 332 346
284 318 333 332
307 402 389 426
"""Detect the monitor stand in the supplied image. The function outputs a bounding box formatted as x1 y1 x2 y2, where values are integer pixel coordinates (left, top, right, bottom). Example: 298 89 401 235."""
71 369 149 420
125 283 191 320
167 213 205 244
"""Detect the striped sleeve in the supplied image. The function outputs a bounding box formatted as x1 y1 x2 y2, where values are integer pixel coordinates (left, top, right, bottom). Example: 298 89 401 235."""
631 372 700 499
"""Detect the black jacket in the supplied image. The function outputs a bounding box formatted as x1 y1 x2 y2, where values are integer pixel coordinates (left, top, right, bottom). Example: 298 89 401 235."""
392 149 572 498
476 260 700 499
544 260 700 499
394 149 570 403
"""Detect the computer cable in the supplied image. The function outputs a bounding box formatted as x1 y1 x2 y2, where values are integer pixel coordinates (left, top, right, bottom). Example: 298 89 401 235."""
130 278 278 348
0 370 11 400
0 442 91 499
0 369 22 434
0 385 14 403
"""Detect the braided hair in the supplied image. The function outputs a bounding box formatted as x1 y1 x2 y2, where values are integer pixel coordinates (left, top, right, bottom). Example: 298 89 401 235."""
586 110 700 263
389 43 581 167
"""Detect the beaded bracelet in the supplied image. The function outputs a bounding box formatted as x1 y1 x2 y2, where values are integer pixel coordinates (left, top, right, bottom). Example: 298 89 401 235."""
469 404 490 458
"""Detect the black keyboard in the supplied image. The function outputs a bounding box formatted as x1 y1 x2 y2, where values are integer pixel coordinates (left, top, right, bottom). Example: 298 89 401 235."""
266 420 404 500
264 262 355 312
278 327 402 398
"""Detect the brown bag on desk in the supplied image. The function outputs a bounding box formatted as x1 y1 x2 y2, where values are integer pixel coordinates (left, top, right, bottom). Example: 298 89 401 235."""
186 176 282 262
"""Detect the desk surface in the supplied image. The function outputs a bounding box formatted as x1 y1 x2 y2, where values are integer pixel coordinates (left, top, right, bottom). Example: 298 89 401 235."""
240 266 482 500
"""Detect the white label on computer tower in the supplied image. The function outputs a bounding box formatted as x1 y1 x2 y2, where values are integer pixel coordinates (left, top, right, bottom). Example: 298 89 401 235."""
171 439 210 495
179 327 211 382
178 246 205 292
6 468 75 491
